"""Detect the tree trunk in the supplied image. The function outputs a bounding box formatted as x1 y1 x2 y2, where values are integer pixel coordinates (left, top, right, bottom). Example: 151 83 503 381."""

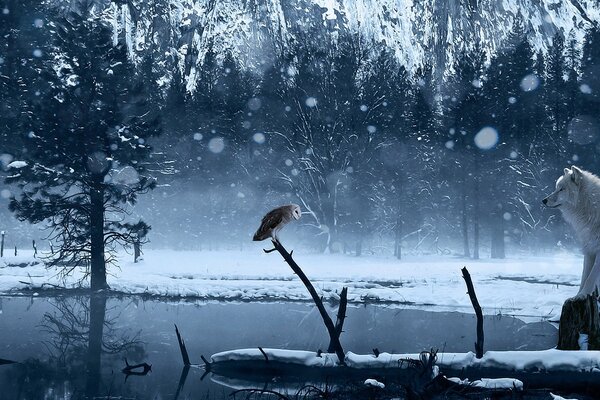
461 190 470 258
490 204 505 259
395 186 403 260
90 180 108 290
557 293 600 350
86 294 107 397
134 238 141 263
473 164 480 260
395 217 403 260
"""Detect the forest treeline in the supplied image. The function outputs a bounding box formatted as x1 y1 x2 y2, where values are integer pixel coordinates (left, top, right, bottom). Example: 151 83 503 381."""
2 1 600 263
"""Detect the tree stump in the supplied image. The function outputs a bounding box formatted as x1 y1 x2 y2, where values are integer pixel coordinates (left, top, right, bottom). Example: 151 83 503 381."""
557 292 600 350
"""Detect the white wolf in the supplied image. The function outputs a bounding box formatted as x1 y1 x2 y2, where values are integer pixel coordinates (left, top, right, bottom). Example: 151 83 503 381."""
543 166 600 296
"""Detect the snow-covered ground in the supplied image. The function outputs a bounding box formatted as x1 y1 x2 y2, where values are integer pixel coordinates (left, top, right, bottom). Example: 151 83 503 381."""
0 248 583 319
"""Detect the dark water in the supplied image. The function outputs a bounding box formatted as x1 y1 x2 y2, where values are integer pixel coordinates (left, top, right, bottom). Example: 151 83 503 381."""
0 296 557 399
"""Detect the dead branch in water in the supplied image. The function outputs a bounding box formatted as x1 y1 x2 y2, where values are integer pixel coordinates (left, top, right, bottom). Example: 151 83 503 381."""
264 240 345 364
327 287 348 354
461 267 484 358
175 324 191 366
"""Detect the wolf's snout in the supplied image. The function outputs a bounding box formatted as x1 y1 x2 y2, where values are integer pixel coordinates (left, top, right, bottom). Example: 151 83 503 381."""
542 198 548 205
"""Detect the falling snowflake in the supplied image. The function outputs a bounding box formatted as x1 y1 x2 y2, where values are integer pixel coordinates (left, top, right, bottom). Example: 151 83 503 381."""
520 74 539 92
474 127 499 150
305 97 317 108
208 137 225 153
252 133 265 144
580 84 592 94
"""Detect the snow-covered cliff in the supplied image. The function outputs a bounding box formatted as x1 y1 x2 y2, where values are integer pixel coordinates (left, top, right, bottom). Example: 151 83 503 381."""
80 0 600 91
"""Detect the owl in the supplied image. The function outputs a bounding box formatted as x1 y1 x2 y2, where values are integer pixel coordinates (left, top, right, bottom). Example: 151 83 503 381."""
253 204 301 242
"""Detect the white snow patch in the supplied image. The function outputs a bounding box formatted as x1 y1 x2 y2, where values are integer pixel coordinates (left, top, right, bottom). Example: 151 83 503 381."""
550 393 577 400
6 161 27 169
447 377 523 390
364 379 385 389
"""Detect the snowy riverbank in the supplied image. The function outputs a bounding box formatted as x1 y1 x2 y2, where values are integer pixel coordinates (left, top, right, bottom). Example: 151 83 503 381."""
0 249 583 319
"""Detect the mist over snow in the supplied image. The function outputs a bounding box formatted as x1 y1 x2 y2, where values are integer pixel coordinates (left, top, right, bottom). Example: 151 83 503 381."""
3 2 600 398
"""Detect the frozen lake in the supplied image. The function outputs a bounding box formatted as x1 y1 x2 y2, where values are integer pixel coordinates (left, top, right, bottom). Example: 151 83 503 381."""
0 295 558 399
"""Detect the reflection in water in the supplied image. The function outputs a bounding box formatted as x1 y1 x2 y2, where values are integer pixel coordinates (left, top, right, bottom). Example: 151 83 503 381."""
0 297 559 399
5 295 144 398
86 295 105 397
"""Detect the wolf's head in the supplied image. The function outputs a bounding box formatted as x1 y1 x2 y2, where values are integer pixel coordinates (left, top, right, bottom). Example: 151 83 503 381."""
542 166 584 209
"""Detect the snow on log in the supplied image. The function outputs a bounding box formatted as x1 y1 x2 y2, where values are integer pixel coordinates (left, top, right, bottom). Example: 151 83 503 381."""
211 348 339 367
211 348 600 373
447 377 523 390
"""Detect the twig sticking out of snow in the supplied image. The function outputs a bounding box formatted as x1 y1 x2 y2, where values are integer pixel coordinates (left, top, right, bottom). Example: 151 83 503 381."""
258 347 269 363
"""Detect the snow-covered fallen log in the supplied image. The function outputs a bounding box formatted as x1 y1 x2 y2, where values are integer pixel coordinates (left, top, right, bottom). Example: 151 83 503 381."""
211 348 600 372
209 348 600 391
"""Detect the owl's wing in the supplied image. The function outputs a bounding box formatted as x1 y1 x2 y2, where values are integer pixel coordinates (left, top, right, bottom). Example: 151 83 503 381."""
253 207 286 241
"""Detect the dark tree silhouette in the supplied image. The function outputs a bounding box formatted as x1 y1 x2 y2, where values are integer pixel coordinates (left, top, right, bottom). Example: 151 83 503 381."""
5 4 160 289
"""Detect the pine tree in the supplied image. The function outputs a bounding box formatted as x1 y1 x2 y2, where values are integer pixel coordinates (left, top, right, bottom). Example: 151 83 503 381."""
482 29 535 259
546 32 568 140
0 0 47 159
6 5 160 289
580 26 600 168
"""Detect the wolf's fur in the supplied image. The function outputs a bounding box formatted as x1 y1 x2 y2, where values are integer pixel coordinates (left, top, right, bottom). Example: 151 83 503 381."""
543 166 600 296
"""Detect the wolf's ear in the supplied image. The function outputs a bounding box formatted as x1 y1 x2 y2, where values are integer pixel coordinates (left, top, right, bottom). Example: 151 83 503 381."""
571 166 583 185
564 167 571 175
